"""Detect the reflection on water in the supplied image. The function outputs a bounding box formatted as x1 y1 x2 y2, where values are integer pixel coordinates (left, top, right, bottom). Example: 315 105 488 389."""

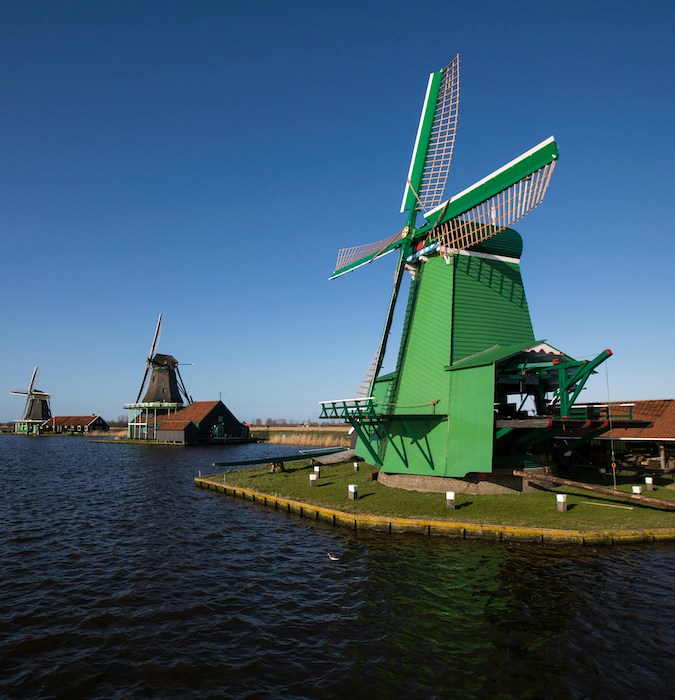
0 435 673 698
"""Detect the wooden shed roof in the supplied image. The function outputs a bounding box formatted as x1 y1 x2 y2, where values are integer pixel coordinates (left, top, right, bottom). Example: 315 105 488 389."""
157 419 196 431
595 400 675 441
44 415 105 428
167 401 222 423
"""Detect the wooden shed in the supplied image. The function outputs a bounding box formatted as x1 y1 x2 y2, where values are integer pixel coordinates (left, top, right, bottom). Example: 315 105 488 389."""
43 415 110 433
592 399 675 469
155 419 200 445
155 400 250 445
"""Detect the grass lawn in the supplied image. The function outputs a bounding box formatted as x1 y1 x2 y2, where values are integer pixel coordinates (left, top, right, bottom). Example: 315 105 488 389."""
215 460 675 531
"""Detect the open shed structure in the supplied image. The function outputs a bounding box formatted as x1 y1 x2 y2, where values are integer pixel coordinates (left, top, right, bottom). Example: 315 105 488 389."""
590 400 675 470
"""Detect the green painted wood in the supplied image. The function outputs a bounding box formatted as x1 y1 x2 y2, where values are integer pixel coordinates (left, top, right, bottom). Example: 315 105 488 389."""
401 70 443 214
393 256 454 414
470 227 523 258
421 137 558 229
331 139 558 280
450 252 534 365
445 365 495 475
358 229 537 477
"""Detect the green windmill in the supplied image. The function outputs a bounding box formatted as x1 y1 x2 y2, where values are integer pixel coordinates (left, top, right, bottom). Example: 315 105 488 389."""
320 55 623 479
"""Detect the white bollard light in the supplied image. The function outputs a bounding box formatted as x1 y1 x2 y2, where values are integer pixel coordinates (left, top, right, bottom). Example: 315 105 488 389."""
632 485 642 494
446 491 456 509
353 461 359 472
313 465 321 477
598 468 606 476
309 473 318 487
198 470 202 477
645 476 654 491
556 493 568 512
348 484 358 500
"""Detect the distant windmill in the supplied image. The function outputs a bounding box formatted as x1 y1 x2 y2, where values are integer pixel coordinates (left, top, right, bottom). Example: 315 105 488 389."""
11 366 52 424
135 313 193 406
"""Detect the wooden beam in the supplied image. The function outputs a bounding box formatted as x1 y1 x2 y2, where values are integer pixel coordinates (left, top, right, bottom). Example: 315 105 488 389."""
513 470 675 511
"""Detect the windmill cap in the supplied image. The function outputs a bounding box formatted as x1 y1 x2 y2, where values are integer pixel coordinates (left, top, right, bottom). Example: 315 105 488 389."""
151 353 179 367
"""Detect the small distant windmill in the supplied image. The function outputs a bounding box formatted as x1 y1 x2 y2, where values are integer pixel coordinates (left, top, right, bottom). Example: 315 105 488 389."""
125 314 193 439
135 313 193 406
319 55 616 479
11 366 52 433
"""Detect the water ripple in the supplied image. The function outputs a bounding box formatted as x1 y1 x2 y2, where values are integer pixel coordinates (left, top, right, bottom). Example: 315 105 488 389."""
0 436 673 698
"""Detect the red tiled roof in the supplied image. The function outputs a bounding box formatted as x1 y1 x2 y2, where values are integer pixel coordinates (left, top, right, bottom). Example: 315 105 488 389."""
157 419 194 431
165 401 221 424
596 400 675 441
44 415 103 428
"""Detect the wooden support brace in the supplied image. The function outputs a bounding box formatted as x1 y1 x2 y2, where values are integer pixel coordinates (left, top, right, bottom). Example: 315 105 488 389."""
513 470 675 510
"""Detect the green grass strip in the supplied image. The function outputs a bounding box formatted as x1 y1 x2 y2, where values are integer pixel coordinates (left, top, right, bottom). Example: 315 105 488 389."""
195 461 675 544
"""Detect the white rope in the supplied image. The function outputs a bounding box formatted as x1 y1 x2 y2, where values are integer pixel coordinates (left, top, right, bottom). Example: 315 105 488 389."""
605 363 617 490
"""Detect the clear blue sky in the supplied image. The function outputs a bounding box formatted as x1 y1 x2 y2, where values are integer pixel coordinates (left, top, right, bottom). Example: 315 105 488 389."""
1 0 673 423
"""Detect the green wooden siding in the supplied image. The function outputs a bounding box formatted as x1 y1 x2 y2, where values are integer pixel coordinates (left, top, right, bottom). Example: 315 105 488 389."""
393 257 454 414
445 365 495 475
450 254 534 365
362 229 536 477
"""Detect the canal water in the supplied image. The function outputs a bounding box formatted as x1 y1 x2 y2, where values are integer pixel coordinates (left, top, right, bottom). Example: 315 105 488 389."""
1 435 673 699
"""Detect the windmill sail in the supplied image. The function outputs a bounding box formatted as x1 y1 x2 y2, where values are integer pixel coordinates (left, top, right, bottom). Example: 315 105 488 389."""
401 55 460 214
331 136 557 279
330 227 406 279
136 313 162 402
11 366 51 421
422 136 558 253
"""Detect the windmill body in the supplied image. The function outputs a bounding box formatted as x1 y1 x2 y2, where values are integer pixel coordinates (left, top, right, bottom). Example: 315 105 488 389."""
141 354 186 404
124 314 194 440
320 56 625 480
10 366 52 435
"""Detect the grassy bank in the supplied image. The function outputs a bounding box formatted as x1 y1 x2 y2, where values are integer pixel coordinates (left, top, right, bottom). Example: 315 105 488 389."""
250 426 350 447
211 460 675 532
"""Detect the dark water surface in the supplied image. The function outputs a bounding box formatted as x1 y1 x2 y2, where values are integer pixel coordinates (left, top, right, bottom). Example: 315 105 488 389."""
1 436 673 699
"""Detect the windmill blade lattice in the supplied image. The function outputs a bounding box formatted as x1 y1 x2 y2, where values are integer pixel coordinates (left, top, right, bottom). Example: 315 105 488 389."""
430 160 556 254
415 55 460 212
136 313 163 402
401 55 460 215
332 227 406 279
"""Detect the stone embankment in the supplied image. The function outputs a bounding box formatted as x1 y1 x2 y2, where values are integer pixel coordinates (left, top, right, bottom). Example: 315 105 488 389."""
194 475 675 545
